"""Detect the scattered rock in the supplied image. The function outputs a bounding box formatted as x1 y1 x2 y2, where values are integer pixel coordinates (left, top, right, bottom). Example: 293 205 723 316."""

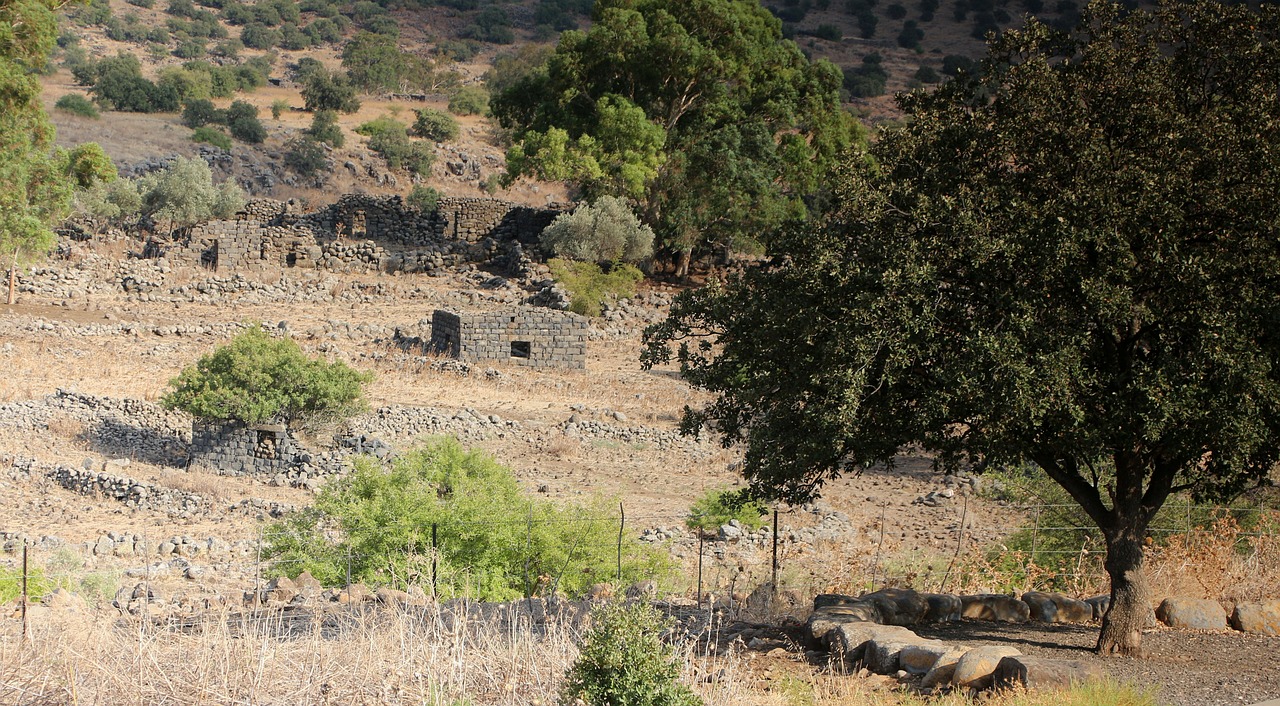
1155 597 1227 630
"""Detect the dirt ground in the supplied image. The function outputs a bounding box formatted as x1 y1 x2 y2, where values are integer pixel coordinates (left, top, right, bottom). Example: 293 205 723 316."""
911 621 1280 706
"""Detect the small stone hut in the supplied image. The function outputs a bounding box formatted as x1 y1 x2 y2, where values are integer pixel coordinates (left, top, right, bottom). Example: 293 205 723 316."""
430 308 587 370
188 420 305 475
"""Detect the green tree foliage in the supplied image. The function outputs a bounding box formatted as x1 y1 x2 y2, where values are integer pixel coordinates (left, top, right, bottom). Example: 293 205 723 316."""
411 108 459 141
643 1 1280 657
283 136 328 176
448 86 488 116
493 0 860 274
301 67 361 113
135 156 244 230
540 196 654 265
358 117 433 174
225 99 266 143
341 31 402 90
406 184 440 211
559 602 702 706
685 488 766 534
844 53 888 97
548 258 644 317
64 143 117 189
265 438 668 599
73 178 143 221
88 53 180 112
163 326 371 425
55 93 100 118
191 125 232 151
305 109 344 147
181 97 225 128
1 0 75 274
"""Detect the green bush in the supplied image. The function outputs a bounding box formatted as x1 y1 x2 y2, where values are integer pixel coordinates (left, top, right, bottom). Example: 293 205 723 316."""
0 566 54 605
264 438 670 599
90 53 180 112
191 126 233 151
355 114 406 139
283 137 328 177
163 326 371 425
134 156 243 229
844 54 888 98
914 64 941 84
407 185 440 212
301 68 360 113
225 100 266 143
271 98 289 119
412 108 459 141
360 118 434 175
55 93 100 118
305 109 344 147
182 98 225 128
540 196 655 265
73 178 143 220
548 259 644 318
685 488 767 534
559 602 702 706
240 23 281 49
65 143 118 188
448 86 489 116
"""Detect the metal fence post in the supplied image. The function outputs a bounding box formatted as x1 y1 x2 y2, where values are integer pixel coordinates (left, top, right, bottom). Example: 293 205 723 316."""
1030 505 1041 570
696 532 704 608
430 522 438 597
771 507 779 598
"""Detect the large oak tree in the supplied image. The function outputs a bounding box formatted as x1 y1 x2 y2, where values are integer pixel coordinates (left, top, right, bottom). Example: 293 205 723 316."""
491 0 859 275
643 0 1280 656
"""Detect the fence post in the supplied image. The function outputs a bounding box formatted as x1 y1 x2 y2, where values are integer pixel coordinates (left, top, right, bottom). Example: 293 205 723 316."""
430 522 438 598
616 502 625 584
696 532 704 608
771 507 779 599
1030 505 1041 570
21 540 29 642
872 505 886 590
346 545 352 589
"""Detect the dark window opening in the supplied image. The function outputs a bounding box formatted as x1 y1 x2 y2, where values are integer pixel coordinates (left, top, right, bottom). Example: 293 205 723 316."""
254 430 280 459
510 340 531 359
286 252 298 267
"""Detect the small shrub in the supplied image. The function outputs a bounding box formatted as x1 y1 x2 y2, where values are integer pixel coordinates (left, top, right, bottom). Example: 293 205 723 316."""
162 325 371 425
225 100 266 143
541 197 654 266
448 86 488 116
887 2 906 18
559 602 702 706
844 53 888 97
65 143 118 188
283 136 328 177
406 185 440 212
55 93 99 118
812 23 842 41
0 566 54 605
191 126 232 151
548 259 644 318
305 109 344 147
897 19 924 49
686 488 767 534
412 108 459 141
271 98 289 119
942 54 976 76
301 68 360 113
914 65 941 84
181 98 225 128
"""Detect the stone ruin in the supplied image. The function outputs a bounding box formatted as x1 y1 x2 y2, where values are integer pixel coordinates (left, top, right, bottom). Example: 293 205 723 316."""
187 420 306 476
429 307 587 370
150 195 563 275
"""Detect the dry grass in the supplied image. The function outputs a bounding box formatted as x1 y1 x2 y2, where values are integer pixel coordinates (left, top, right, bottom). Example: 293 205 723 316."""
1146 510 1280 605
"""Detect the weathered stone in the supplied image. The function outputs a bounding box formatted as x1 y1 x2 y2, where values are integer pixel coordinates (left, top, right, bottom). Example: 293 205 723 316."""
1022 591 1094 624
1085 594 1111 621
375 587 413 606
899 643 964 675
923 593 962 623
265 576 298 604
952 646 1022 689
992 655 1106 690
858 587 929 626
1155 597 1227 630
960 594 1031 623
1230 601 1280 636
829 623 918 664
294 571 323 599
864 633 945 674
808 603 881 645
921 649 967 688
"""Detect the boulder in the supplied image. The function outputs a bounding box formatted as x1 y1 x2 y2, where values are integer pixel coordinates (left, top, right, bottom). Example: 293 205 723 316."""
1085 594 1111 621
337 583 372 604
921 649 967 688
952 646 1022 689
828 623 917 663
808 603 881 645
961 594 1031 623
375 587 413 606
992 655 1105 690
813 593 862 610
1155 597 1227 630
1022 591 1093 624
899 643 965 675
923 593 962 623
857 588 929 626
294 571 323 599
265 576 297 604
864 633 947 675
1230 600 1280 636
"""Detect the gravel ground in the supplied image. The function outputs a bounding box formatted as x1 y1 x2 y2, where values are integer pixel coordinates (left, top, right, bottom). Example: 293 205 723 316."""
913 621 1280 706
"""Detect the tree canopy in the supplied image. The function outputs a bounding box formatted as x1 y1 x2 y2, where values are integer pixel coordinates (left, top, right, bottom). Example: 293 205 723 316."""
1 0 75 270
163 326 373 425
492 0 861 274
643 0 1280 657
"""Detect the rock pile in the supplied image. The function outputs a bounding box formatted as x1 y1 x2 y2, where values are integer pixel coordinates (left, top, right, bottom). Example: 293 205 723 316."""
42 462 209 517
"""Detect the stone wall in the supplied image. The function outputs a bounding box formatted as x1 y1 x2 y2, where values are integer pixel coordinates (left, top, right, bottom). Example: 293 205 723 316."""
188 421 306 476
44 464 208 516
429 308 587 370
155 195 562 274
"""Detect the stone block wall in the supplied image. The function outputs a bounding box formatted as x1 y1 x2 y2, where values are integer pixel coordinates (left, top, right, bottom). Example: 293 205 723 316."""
429 308 586 370
188 421 305 475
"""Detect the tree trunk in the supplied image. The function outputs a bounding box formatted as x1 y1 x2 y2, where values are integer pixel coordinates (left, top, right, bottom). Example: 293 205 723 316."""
675 249 692 280
1097 528 1151 656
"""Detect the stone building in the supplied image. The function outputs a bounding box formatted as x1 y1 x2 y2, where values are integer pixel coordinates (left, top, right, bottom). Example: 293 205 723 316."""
187 420 305 475
430 308 587 370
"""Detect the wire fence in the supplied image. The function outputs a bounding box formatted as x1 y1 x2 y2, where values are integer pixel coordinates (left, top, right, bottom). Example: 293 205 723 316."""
2 501 1276 637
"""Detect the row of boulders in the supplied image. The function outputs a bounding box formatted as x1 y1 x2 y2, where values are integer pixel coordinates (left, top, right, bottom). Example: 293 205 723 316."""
1156 596 1280 636
45 463 210 517
0 530 256 562
560 416 712 454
